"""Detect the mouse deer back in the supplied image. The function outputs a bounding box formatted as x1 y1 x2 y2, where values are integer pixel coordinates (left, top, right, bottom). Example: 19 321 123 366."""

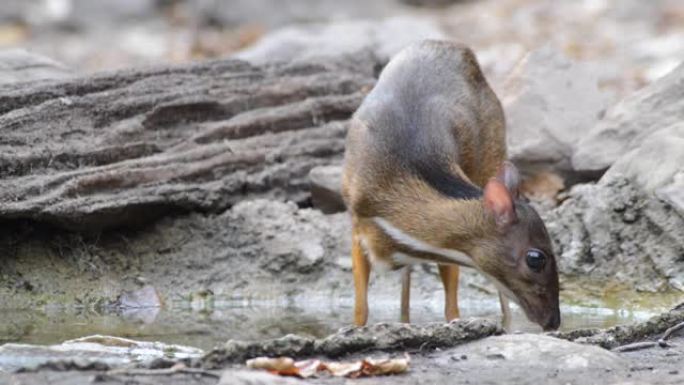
342 40 560 331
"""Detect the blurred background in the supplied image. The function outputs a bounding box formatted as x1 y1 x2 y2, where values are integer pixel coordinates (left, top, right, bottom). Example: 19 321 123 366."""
1 0 683 100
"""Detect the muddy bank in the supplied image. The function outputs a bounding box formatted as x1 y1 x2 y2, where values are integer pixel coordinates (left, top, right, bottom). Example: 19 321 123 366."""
201 318 502 367
4 192 675 322
0 198 504 320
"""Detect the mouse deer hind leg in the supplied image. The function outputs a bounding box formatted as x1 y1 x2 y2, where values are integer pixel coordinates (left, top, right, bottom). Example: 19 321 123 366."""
439 264 460 321
351 228 371 326
499 291 512 331
400 265 411 323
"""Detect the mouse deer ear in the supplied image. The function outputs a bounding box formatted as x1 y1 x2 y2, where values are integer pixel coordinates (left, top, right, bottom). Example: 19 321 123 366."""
495 161 520 199
483 178 517 231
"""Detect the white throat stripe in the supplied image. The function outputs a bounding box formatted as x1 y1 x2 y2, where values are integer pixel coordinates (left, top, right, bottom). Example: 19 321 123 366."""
372 217 475 267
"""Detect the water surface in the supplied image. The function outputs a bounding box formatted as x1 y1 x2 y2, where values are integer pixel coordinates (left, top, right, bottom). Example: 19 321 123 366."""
0 297 666 351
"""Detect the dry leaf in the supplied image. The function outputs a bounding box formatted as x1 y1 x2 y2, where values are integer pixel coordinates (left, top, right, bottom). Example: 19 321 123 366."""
324 361 364 377
246 357 295 372
0 24 29 46
520 171 565 202
294 359 324 378
363 355 410 376
245 354 410 378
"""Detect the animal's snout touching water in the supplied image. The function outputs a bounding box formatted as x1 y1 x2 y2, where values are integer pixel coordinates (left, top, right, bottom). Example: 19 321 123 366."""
342 40 560 331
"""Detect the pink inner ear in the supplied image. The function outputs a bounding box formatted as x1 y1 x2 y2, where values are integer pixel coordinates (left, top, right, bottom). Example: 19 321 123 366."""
483 179 516 229
496 161 520 198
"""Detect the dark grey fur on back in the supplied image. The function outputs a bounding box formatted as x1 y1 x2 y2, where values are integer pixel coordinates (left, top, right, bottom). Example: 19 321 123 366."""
353 40 498 199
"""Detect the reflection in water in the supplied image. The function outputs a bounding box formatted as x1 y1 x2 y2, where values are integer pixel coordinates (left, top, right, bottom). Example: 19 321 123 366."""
0 298 665 351
120 307 161 324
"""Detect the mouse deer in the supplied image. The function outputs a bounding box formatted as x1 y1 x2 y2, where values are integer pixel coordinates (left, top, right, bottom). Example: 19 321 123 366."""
342 40 560 331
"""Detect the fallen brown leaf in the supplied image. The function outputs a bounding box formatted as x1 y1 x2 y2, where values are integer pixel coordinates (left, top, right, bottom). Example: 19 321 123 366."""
324 360 364 377
520 171 565 203
247 357 295 372
362 355 411 377
294 359 324 378
245 354 410 378
0 23 29 46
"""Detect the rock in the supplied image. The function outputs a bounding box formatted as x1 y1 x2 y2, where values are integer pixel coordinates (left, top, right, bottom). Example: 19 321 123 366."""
16 0 158 28
544 177 684 292
446 334 626 371
544 61 684 292
201 319 501 368
219 370 300 385
0 335 203 372
635 31 684 83
67 0 158 26
0 49 72 84
0 55 376 231
0 0 24 23
203 335 315 369
657 170 684 216
193 0 400 29
308 164 345 214
232 200 333 275
502 46 613 177
400 0 465 7
602 122 684 193
314 319 502 358
234 16 445 65
116 285 162 309
0 371 10 384
572 62 684 172
114 285 163 323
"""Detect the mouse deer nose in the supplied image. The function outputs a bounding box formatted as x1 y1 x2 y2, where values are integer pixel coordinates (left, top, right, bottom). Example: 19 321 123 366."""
543 308 561 331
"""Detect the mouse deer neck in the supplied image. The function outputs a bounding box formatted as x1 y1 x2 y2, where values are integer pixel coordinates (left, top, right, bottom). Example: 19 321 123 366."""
419 196 493 254
374 177 496 259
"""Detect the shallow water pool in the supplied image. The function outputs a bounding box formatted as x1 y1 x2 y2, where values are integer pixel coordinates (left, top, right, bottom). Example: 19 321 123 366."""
0 296 668 351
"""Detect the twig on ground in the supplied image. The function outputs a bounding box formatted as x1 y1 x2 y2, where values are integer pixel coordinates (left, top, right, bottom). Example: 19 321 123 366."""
660 321 684 342
105 365 220 379
92 373 157 385
612 320 684 353
612 341 658 353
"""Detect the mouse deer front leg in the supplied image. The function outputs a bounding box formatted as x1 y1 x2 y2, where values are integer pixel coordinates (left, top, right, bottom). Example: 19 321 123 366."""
351 228 370 326
400 266 411 323
439 264 460 321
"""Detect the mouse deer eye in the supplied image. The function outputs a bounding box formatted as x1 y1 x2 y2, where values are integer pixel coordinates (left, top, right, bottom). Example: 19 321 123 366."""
526 249 546 272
